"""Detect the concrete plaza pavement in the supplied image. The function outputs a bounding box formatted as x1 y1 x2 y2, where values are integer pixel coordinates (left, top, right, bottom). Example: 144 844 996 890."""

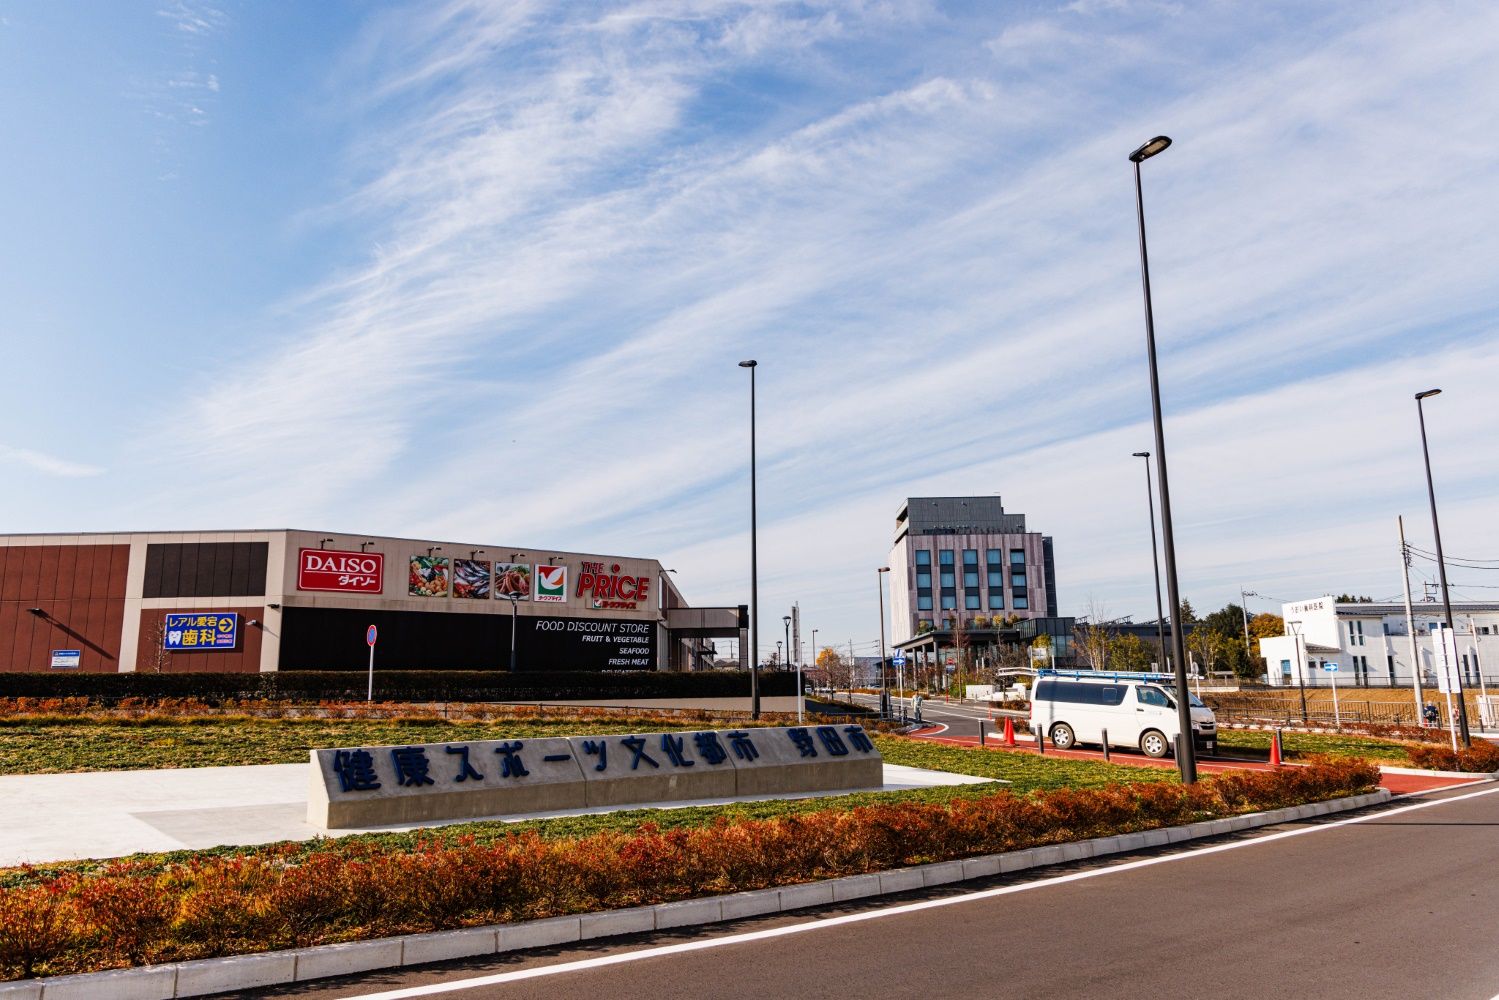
0 761 992 867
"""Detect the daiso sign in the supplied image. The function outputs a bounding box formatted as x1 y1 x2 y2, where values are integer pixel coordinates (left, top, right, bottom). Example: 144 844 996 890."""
297 548 384 594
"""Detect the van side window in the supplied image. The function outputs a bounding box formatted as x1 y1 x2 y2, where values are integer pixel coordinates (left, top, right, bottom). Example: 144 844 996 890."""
1034 681 1125 706
1136 687 1171 707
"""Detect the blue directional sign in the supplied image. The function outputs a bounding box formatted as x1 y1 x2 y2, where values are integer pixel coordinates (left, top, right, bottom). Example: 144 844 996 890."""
891 654 907 667
163 613 238 650
1322 662 1339 672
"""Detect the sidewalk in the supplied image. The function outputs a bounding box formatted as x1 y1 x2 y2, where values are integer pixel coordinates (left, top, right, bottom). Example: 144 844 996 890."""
0 762 992 867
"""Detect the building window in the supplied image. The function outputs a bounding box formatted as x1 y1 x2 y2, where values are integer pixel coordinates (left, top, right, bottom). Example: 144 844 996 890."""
1009 549 1025 566
963 568 979 589
1281 659 1292 676
1387 655 1396 683
988 593 1004 611
965 593 980 610
939 549 954 566
940 568 955 588
917 570 932 589
1013 593 1029 610
915 550 932 567
940 594 956 611
918 595 933 611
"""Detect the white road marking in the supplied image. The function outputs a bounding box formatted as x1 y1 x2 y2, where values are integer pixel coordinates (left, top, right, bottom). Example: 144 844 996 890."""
337 783 1499 999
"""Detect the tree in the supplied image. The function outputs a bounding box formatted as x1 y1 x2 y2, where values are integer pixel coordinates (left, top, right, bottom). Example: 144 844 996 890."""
1248 613 1284 642
1335 594 1374 603
1073 597 1112 671
1107 633 1151 671
144 617 172 674
1073 622 1110 670
1188 626 1228 677
1177 599 1197 624
815 647 856 695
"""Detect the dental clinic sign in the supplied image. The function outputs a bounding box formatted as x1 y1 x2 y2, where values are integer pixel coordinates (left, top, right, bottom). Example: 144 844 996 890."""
298 548 385 594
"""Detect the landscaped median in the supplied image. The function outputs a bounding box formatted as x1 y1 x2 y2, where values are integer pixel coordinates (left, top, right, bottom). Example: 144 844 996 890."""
0 754 1380 988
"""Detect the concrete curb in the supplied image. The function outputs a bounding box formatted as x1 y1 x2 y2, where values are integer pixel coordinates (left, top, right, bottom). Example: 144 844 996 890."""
0 790 1390 999
1377 764 1499 779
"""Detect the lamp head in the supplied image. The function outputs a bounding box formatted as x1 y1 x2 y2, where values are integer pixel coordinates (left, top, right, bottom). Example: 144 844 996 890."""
878 566 890 573
1132 451 1150 458
738 359 757 368
1415 388 1441 400
1129 135 1172 162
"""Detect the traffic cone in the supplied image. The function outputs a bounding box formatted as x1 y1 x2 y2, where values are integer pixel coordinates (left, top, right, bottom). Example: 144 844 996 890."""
1269 729 1282 767
1003 716 1016 747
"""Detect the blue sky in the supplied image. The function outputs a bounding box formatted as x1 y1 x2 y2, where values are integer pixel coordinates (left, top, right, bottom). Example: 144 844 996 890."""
2 1 1497 662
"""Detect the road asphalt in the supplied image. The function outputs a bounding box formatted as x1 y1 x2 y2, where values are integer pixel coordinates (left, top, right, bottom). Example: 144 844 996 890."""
229 782 1499 1000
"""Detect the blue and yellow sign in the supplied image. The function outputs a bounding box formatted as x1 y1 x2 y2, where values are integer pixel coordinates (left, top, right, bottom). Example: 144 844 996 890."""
163 613 238 650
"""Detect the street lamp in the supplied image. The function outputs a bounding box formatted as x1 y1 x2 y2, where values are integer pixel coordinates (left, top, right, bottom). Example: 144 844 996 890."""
877 567 891 718
506 596 519 672
1129 133 1197 784
782 615 793 710
1132 451 1168 672
1415 388 1471 746
739 359 761 719
1287 619 1309 723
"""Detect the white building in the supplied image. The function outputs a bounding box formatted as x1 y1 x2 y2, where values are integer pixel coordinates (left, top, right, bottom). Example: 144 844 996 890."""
1257 595 1498 690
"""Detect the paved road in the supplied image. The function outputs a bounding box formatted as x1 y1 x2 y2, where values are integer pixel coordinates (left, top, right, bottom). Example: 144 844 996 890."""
233 783 1499 1000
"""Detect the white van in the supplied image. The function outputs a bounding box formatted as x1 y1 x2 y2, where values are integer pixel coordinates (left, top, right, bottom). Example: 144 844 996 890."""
1029 671 1216 757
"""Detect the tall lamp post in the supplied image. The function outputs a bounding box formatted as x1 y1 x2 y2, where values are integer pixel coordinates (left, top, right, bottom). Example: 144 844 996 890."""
739 359 761 719
1129 134 1197 783
782 615 793 712
1287 619 1310 723
1415 389 1471 746
877 567 891 718
1132 451 1168 672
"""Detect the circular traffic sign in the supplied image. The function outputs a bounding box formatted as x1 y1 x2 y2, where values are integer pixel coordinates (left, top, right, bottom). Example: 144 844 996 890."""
366 625 378 646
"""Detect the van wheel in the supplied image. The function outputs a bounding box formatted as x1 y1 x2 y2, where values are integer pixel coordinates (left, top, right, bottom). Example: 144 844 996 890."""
1049 723 1076 750
1140 730 1170 758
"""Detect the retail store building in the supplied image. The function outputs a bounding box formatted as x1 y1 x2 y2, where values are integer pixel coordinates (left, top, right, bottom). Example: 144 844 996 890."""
0 530 742 674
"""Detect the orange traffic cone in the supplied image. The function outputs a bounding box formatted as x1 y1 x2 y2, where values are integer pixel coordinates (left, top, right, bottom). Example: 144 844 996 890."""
1269 729 1282 767
1003 717 1016 747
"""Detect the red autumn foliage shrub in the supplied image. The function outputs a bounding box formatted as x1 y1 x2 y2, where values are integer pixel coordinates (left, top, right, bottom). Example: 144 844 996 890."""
0 759 1379 981
1406 740 1499 773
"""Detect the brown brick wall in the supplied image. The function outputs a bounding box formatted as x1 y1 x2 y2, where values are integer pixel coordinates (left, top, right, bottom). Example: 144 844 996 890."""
0 544 130 672
135 607 265 674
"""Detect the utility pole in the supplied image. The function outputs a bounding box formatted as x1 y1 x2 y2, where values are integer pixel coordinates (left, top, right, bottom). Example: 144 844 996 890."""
1399 516 1424 724
1239 588 1257 665
1468 614 1489 729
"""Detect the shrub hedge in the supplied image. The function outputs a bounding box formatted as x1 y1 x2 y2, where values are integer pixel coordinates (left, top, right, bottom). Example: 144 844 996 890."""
0 670 799 706
1406 739 1499 773
0 757 1379 979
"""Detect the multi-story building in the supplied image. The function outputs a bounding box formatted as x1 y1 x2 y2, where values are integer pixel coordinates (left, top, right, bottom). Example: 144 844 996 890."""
1257 594 1498 689
888 497 1057 643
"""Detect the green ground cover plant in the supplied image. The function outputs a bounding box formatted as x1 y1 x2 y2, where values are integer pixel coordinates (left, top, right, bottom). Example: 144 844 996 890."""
1214 730 1416 763
0 756 1378 980
0 712 806 775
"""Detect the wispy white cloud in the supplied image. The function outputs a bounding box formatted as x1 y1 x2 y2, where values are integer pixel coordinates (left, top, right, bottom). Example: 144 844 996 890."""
0 446 103 479
110 1 1499 656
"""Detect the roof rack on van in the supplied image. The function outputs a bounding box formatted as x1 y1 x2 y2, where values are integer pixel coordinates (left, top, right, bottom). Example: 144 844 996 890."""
1036 669 1175 683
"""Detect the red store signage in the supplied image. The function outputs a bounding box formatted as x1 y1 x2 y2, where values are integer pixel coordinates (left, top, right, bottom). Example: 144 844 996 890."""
576 562 651 610
298 548 384 594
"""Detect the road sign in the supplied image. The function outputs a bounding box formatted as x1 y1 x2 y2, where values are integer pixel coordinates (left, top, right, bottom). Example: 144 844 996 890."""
366 625 378 647
1322 662 1339 672
892 654 906 667
49 650 80 669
